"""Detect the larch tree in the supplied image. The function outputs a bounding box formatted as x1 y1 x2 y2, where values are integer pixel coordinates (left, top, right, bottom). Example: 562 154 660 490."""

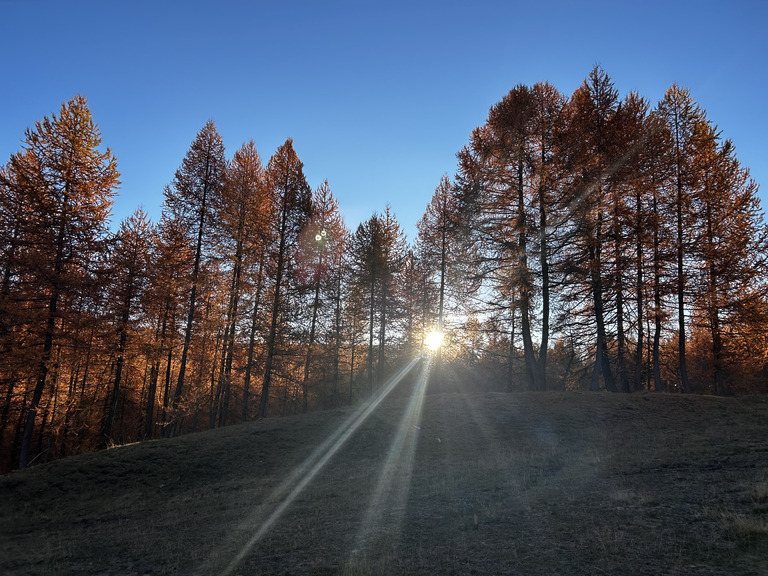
0 159 34 455
350 214 389 394
4 96 119 468
620 102 670 391
529 81 567 390
258 138 312 419
101 208 152 446
416 175 462 384
162 120 225 435
500 86 540 390
604 91 654 392
212 140 267 427
563 67 621 392
375 206 406 387
636 110 675 391
485 85 540 390
241 244 272 422
327 220 349 408
690 122 768 395
456 84 550 391
417 176 457 338
295 181 345 412
143 215 192 438
400 248 429 352
656 85 707 393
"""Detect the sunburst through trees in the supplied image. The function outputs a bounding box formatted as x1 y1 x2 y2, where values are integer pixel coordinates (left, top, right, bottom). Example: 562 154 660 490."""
2 67 768 471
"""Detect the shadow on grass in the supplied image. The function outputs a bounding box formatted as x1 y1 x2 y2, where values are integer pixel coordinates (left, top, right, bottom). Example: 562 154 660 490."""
3 385 768 575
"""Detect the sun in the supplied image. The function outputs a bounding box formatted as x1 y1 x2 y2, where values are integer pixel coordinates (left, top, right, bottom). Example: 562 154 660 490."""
425 330 445 352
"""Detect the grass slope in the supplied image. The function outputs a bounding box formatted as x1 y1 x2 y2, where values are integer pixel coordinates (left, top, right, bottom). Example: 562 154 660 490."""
2 386 768 575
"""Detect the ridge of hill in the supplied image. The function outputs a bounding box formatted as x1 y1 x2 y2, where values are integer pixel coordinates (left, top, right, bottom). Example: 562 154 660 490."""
2 389 768 575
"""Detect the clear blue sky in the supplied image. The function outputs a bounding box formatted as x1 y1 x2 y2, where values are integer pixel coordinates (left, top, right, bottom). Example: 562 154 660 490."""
2 0 767 241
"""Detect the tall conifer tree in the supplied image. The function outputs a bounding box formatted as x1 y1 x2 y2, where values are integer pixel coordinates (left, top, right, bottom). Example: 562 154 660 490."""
259 139 312 418
162 121 225 435
102 209 152 446
4 96 119 467
657 85 706 393
212 140 267 427
296 181 345 412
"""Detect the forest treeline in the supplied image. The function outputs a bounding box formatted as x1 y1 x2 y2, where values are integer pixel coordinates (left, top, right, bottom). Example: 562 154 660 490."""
2 67 767 471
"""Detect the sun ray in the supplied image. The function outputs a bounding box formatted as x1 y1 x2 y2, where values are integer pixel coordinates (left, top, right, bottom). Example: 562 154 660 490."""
349 356 432 559
216 357 420 576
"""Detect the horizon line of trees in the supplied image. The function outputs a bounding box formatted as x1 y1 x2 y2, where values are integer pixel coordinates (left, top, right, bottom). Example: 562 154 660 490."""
2 66 767 472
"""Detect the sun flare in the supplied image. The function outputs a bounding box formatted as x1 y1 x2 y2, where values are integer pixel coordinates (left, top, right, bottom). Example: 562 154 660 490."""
425 330 445 352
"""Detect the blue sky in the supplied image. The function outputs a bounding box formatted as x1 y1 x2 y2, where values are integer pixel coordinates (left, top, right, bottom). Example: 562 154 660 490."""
2 0 767 241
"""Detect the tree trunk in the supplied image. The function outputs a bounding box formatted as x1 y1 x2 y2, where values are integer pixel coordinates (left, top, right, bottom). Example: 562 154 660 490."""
242 255 265 422
516 158 539 392
160 345 174 438
537 178 550 391
259 203 289 419
634 190 644 392
590 238 616 392
705 199 725 396
102 323 128 447
145 303 170 439
331 270 343 407
20 291 57 468
217 236 245 427
103 272 135 447
652 190 664 391
367 274 376 395
302 279 321 413
613 190 628 393
377 277 388 389
507 299 516 392
673 131 691 394
168 169 210 437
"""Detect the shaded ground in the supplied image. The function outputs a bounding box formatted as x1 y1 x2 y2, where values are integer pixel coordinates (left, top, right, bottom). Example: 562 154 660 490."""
2 381 768 575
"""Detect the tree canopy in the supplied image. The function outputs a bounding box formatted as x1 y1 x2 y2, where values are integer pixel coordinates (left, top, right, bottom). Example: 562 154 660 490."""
2 69 767 472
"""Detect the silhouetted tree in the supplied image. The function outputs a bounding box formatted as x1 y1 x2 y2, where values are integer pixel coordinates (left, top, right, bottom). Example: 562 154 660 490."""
162 120 225 435
690 122 768 394
563 67 621 392
296 181 345 411
259 139 312 418
349 208 405 392
657 85 707 393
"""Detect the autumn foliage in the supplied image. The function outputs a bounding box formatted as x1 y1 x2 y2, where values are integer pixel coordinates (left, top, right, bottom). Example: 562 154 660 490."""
2 68 767 471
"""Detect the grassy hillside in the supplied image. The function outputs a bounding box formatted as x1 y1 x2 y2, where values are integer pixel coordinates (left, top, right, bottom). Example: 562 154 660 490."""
2 383 768 575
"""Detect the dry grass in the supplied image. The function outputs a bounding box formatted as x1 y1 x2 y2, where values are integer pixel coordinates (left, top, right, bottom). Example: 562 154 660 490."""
2 384 768 575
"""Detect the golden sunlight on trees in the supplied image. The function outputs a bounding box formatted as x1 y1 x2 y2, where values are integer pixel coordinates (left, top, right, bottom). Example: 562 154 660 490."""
2 68 768 471
208 141 269 427
1 96 119 468
453 66 768 396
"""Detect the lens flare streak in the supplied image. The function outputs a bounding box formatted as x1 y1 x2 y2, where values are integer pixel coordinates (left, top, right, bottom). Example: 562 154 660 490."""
218 357 420 576
350 356 432 557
